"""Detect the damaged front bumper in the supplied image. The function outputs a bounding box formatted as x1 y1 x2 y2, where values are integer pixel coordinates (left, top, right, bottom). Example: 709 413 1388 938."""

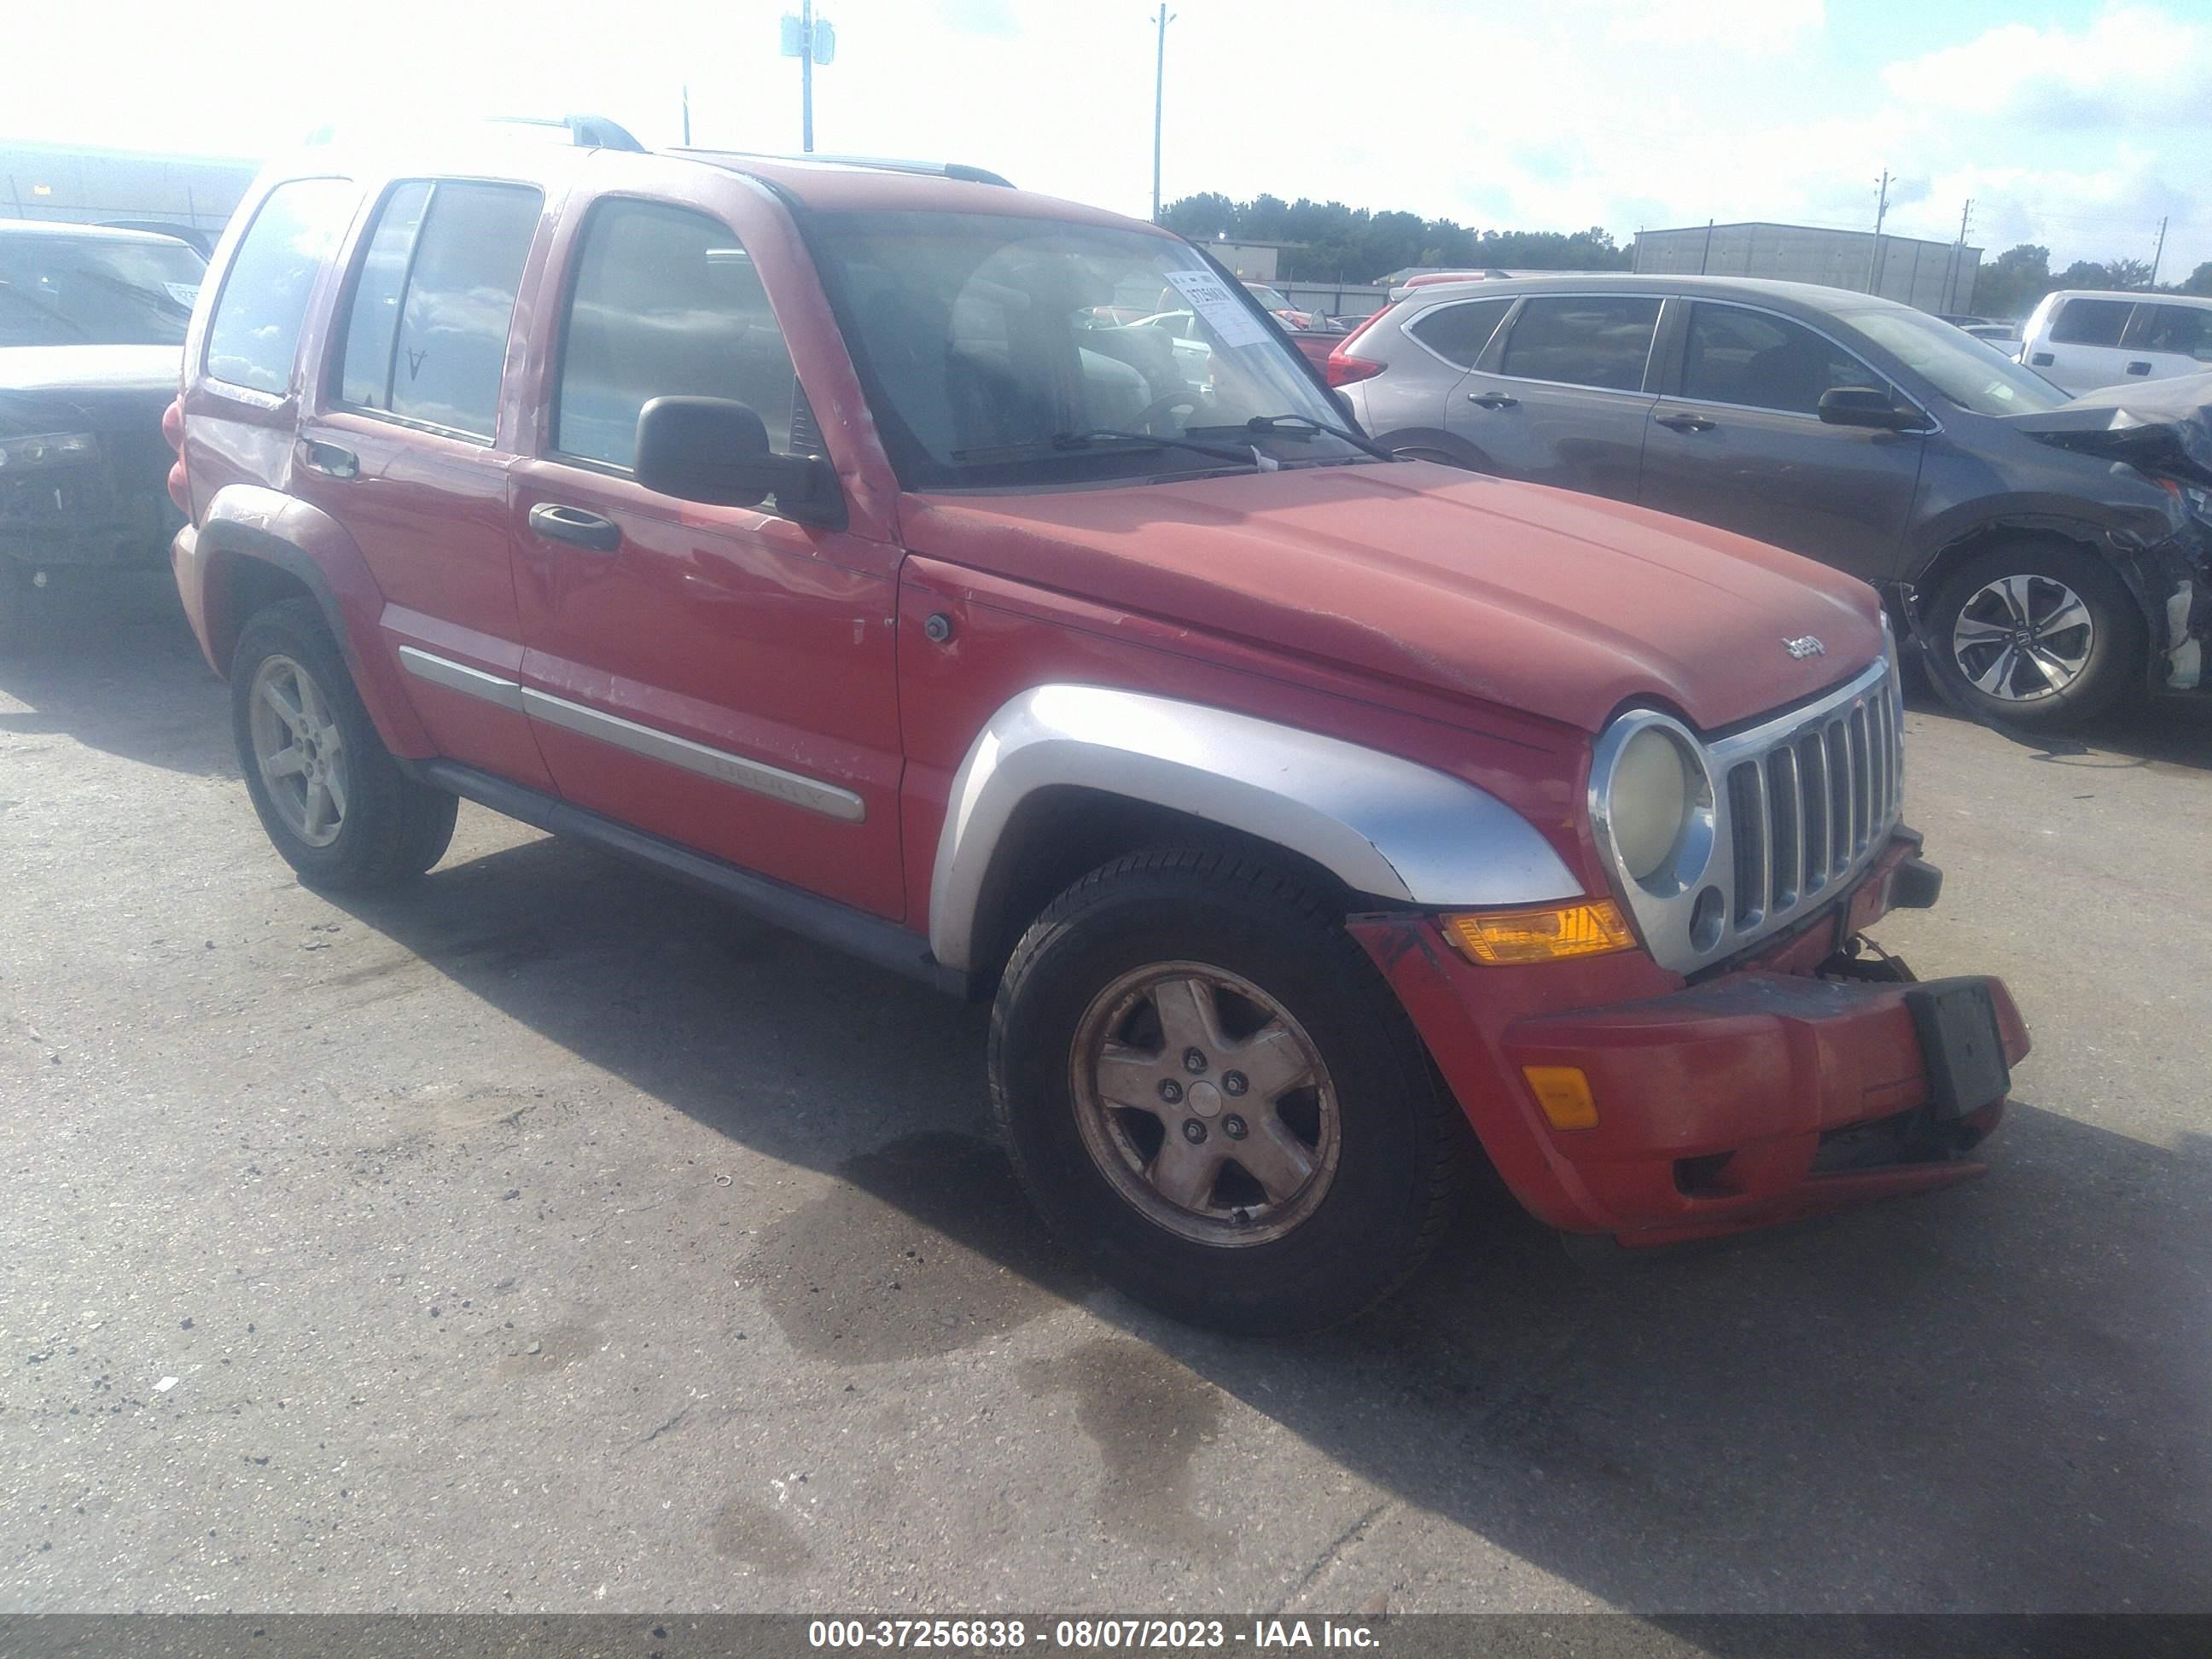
1353 833 2030 1245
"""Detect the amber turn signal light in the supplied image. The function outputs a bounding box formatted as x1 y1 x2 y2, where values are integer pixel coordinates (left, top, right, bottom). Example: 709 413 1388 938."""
1442 899 1636 965
1522 1066 1598 1130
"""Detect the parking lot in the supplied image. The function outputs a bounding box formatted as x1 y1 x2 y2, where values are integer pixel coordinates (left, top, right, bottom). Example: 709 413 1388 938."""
3 572 2208 1615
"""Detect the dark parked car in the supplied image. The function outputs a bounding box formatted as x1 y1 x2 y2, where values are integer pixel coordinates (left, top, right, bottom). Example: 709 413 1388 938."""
1331 275 2210 726
0 220 205 632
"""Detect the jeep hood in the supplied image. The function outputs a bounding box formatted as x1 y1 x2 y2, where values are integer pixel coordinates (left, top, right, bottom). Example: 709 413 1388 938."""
2000 370 2212 488
905 462 1883 734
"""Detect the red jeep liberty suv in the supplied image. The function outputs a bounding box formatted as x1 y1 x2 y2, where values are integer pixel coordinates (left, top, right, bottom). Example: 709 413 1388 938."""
166 131 2028 1334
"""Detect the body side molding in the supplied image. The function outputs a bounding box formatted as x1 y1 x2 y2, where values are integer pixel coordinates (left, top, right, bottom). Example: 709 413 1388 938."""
927 684 1583 974
396 647 865 822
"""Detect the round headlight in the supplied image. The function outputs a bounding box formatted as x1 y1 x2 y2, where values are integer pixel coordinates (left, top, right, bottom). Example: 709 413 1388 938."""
1609 725 1694 883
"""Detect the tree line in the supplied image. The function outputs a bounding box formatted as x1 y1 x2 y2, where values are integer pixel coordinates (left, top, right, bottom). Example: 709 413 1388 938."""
1160 193 1631 282
1970 244 2212 320
1161 192 2212 316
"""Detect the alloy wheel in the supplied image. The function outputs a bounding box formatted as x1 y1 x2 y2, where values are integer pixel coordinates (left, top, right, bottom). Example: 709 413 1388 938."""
1950 573 2095 703
1071 961 1340 1246
247 653 349 847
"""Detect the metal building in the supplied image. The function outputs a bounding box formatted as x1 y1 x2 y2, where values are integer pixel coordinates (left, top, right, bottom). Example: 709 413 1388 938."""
1632 221 1983 315
1 141 259 248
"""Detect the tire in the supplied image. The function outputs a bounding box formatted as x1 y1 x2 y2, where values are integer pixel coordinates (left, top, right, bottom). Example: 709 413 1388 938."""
989 847 1464 1336
1923 544 2145 728
230 597 457 889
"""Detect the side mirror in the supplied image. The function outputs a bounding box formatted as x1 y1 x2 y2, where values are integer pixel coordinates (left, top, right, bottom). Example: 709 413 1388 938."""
633 396 844 527
1818 386 1925 432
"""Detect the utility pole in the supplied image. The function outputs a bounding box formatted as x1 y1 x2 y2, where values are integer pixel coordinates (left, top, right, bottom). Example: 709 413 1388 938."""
1865 169 1891 295
1151 6 1174 222
681 84 691 147
2151 215 2169 288
1944 198 1972 312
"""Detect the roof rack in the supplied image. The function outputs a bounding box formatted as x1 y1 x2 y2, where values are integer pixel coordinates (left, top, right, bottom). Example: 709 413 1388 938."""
676 148 1012 188
486 114 646 152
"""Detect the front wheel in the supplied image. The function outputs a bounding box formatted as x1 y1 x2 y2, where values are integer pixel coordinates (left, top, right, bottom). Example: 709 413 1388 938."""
230 597 457 889
989 849 1464 1336
1923 544 2144 727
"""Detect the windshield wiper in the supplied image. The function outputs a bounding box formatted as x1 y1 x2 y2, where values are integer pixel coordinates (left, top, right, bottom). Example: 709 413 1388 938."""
1185 413 1397 462
951 428 1262 468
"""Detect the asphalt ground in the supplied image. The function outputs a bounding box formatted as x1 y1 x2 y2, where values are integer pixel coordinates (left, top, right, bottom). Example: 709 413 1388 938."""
2 571 2207 1615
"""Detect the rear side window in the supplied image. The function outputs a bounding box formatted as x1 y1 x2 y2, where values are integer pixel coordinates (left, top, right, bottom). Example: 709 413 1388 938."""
334 180 541 440
2049 298 2132 347
2132 304 2212 362
1406 298 1511 369
1498 295 1662 392
553 199 801 469
1679 304 1883 416
205 178 357 394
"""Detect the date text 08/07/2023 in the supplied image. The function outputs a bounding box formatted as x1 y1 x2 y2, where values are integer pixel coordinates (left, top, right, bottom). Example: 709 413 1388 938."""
807 1618 1383 1650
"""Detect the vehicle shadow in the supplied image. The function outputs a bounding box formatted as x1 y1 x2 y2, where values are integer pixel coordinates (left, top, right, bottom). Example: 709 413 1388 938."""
1900 661 2212 774
329 834 2212 1613
0 569 234 779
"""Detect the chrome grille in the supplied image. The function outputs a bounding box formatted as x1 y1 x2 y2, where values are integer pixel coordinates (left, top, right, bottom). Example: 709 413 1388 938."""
1722 670 1901 932
1592 655 1904 975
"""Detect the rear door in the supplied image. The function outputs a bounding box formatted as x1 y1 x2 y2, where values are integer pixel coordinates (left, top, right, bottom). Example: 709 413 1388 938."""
2118 302 2212 386
1444 293 1661 500
2026 296 2138 393
506 192 905 917
1358 295 1511 451
1638 300 1925 585
288 176 556 789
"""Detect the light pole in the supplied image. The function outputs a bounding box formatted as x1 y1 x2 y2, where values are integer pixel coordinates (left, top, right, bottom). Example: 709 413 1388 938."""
1151 6 1174 222
782 5 836 153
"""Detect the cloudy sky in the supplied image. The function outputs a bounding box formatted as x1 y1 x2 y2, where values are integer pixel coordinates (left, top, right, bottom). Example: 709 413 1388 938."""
8 0 2207 277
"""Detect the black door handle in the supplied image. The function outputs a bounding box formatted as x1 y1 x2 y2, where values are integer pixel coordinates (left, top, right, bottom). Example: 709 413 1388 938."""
297 439 358 480
1655 412 1716 433
2029 352 2055 366
528 503 622 553
1466 392 1519 409
2125 360 2152 375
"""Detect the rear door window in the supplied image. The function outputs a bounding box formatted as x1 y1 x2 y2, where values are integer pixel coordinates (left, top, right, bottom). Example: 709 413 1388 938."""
2128 304 2212 362
1679 303 1884 415
2048 298 2133 347
333 179 541 439
1497 295 1662 392
205 178 357 394
552 198 802 469
1406 298 1512 369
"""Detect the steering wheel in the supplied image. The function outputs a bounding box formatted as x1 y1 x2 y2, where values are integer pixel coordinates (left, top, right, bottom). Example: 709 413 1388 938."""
1132 391 1201 435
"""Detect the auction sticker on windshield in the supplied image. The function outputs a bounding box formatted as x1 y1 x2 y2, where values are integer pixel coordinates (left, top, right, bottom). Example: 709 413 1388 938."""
1162 269 1271 348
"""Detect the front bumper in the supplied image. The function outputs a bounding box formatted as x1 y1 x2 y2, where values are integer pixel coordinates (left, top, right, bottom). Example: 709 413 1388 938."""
0 462 180 570
1352 831 2029 1244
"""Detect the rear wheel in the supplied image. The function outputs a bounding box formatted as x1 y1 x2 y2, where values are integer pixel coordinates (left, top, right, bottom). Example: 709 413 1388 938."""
990 848 1464 1336
230 598 457 889
1924 544 2144 728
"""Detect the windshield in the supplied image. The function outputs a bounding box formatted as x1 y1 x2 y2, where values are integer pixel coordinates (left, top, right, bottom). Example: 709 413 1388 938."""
1245 283 1292 311
1842 306 2069 416
0 233 206 348
806 210 1359 489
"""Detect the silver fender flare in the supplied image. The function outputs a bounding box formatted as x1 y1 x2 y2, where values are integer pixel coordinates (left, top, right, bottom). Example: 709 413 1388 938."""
927 684 1582 973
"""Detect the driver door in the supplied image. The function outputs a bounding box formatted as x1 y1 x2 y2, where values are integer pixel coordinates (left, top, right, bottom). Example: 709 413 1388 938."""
507 193 905 917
